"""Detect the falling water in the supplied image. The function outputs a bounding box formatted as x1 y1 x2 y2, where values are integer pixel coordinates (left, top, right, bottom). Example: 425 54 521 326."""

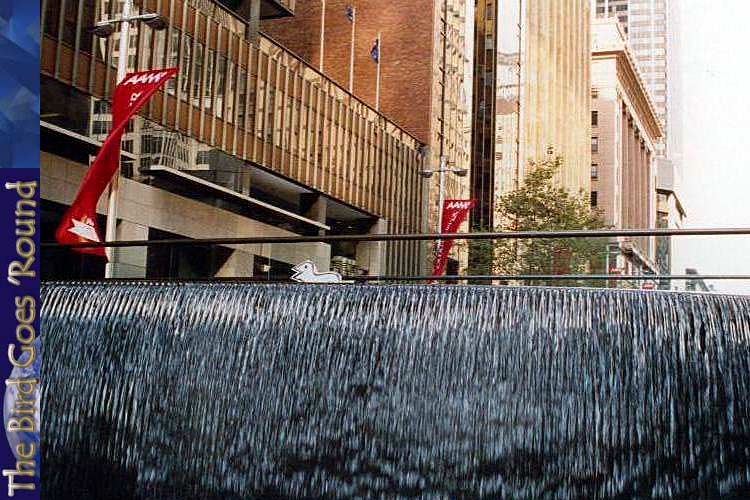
41 283 750 499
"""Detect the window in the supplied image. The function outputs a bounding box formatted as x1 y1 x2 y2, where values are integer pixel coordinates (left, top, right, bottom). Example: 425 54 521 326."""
616 5 628 11
45 0 61 36
591 163 599 179
152 29 167 69
92 120 109 135
80 0 97 55
591 136 599 153
180 34 192 101
192 44 204 107
226 62 236 123
166 30 180 95
93 99 110 115
590 191 598 207
204 49 215 111
61 0 78 45
591 110 599 127
215 55 227 118
591 88 599 99
237 69 248 126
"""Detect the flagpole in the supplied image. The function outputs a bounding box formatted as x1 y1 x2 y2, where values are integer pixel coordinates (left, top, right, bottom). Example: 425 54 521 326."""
348 7 356 92
320 0 326 72
104 0 132 278
375 32 381 111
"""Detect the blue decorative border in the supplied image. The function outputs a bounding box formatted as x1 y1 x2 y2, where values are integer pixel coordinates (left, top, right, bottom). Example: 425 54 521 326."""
0 170 40 499
0 0 40 497
0 0 40 169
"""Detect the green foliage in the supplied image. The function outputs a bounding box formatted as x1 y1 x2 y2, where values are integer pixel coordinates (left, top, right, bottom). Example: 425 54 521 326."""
468 157 609 286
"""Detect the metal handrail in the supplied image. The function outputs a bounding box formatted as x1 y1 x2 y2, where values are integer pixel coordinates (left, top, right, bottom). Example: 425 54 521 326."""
351 274 750 282
41 227 750 250
41 274 750 283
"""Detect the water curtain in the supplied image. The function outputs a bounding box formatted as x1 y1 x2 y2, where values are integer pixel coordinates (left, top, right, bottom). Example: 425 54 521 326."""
41 283 750 498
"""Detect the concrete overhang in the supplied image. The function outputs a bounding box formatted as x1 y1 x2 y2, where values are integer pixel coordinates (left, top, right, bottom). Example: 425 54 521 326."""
142 165 329 231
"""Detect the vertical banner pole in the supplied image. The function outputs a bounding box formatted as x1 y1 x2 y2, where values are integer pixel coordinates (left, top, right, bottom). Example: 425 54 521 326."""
104 0 132 277
320 0 326 72
349 7 356 92
375 32 381 111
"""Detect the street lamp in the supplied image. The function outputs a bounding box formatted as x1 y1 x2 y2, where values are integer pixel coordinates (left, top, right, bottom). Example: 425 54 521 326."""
92 1 167 278
420 156 469 233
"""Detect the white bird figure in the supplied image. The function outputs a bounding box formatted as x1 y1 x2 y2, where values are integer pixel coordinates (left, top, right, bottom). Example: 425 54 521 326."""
290 260 350 284
68 218 100 242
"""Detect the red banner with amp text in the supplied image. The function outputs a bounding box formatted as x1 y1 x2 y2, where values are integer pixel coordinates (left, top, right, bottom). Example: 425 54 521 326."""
54 68 177 256
432 199 475 277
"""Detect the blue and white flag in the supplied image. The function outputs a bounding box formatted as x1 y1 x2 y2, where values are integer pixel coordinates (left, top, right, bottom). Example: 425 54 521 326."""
345 5 355 22
370 38 380 63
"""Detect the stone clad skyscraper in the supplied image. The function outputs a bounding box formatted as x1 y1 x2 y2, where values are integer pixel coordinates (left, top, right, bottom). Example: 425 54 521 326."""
595 0 669 155
471 0 592 230
594 0 685 283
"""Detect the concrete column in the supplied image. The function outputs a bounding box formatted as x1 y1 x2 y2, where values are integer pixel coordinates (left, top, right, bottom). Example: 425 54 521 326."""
621 111 629 228
112 220 148 278
630 130 637 232
240 0 262 43
612 101 622 228
636 133 642 232
300 194 327 235
215 250 254 278
637 138 646 253
356 218 388 276
643 146 653 260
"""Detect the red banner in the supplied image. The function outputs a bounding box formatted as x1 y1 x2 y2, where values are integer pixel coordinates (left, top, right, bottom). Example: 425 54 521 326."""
432 199 475 277
55 68 178 256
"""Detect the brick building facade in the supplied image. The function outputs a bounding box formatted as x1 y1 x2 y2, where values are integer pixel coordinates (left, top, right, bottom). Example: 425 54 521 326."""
262 0 471 271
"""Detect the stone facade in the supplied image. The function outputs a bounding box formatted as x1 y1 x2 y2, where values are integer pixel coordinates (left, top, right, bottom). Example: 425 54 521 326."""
595 0 669 155
591 19 663 277
471 0 592 230
42 152 332 278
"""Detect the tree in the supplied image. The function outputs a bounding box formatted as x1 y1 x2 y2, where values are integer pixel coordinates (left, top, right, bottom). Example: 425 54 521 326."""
467 157 609 286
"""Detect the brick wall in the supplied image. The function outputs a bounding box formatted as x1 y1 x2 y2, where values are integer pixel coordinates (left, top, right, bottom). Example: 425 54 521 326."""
262 0 436 144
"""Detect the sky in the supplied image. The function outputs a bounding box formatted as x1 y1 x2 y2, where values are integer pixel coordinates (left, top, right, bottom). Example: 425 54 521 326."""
670 0 750 294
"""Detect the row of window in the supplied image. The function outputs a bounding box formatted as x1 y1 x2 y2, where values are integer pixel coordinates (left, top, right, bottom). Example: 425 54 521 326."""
596 4 628 14
138 26 244 124
44 0 248 125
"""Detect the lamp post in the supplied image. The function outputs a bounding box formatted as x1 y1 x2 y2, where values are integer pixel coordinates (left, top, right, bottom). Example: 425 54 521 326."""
93 0 167 278
420 156 469 233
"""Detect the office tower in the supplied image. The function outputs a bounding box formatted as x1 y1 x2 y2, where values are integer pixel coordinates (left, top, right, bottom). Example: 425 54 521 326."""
595 0 668 154
40 0 426 279
591 19 662 278
595 0 685 283
470 0 592 230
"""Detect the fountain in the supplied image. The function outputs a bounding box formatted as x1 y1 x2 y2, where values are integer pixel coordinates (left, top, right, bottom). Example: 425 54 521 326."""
41 282 750 498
